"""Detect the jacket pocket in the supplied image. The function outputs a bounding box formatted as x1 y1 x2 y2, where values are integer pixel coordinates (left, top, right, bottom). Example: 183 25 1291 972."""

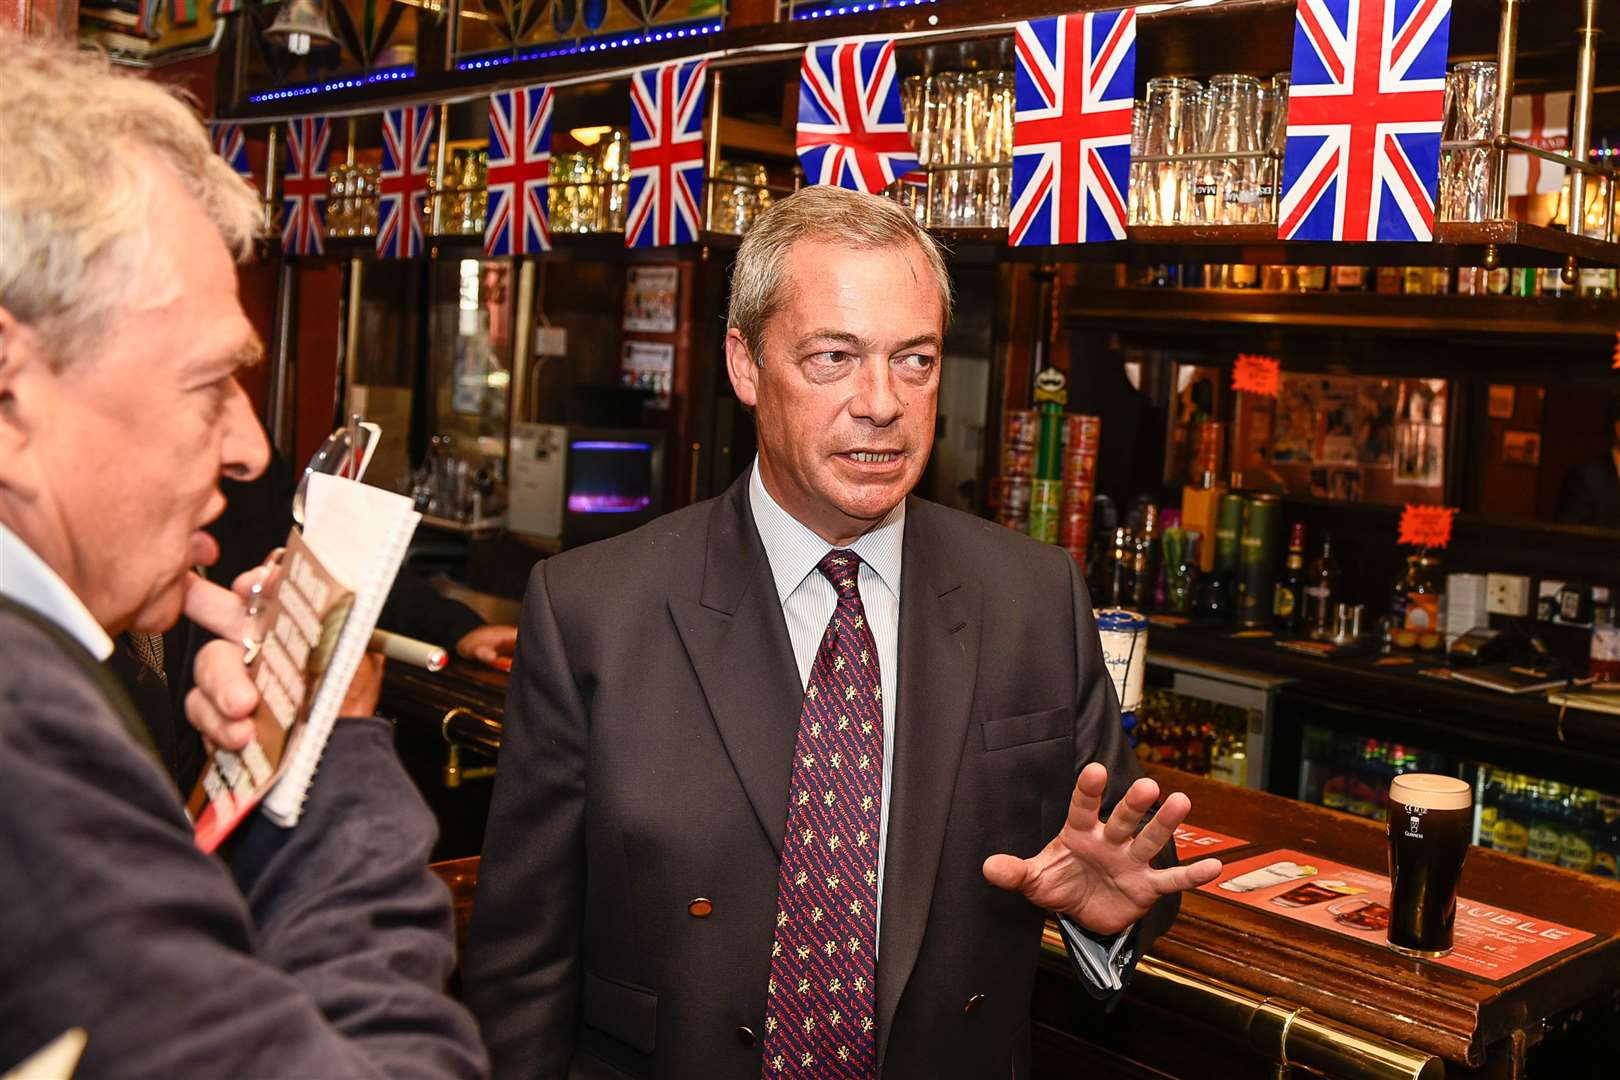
582 971 658 1055
980 706 1071 752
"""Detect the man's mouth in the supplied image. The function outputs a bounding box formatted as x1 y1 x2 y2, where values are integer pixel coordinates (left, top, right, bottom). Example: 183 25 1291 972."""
845 451 902 465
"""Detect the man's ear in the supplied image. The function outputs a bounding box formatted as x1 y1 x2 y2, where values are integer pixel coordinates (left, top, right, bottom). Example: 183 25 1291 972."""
724 328 760 409
0 306 43 468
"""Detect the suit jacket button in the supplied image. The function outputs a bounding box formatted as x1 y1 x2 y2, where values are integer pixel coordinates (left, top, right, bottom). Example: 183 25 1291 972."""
688 897 714 918
736 1026 757 1047
963 993 985 1014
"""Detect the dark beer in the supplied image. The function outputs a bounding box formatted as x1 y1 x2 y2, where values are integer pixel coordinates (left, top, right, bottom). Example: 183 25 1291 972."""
1386 773 1473 956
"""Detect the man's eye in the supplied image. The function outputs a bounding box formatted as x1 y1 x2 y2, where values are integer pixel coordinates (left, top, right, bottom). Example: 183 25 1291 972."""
895 354 936 374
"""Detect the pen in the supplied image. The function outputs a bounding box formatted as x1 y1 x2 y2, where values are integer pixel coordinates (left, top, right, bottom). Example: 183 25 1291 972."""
369 629 448 672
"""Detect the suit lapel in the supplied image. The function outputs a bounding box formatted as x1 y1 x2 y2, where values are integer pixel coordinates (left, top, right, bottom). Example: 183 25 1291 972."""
876 500 979 1064
669 474 804 855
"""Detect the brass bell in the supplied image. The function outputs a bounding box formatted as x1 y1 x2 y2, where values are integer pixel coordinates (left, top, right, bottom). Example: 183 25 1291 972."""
265 0 337 57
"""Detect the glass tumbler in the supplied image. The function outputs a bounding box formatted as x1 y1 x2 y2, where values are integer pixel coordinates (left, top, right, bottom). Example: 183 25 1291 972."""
1201 74 1265 225
1129 100 1149 225
929 72 969 228
1440 61 1498 222
1142 76 1203 225
979 70 1016 229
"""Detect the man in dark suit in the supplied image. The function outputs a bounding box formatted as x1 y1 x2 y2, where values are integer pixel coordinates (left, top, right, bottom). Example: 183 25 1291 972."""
464 186 1220 1079
1555 395 1620 528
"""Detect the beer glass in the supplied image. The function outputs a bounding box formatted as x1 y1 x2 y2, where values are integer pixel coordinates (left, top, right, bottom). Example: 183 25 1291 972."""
1199 74 1264 225
1142 77 1202 225
1439 61 1498 222
1386 773 1473 957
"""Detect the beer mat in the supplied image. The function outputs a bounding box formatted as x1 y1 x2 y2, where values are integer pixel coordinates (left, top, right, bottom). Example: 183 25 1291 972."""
1147 614 1189 629
1372 655 1416 667
1174 824 1251 859
1199 849 1597 983
1230 629 1274 639
1419 667 1455 680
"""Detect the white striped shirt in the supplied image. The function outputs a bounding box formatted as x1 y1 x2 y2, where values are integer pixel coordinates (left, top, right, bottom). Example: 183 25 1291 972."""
748 461 902 951
747 461 1130 986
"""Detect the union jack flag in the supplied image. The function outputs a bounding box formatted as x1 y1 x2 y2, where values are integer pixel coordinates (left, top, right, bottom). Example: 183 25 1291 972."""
1009 10 1136 247
486 85 554 257
214 0 241 13
796 37 917 195
378 105 437 259
280 116 329 257
626 58 708 249
210 122 253 182
1277 0 1452 242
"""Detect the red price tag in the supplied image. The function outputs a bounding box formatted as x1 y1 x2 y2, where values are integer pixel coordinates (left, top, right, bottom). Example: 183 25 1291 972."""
1232 353 1281 396
1398 504 1456 549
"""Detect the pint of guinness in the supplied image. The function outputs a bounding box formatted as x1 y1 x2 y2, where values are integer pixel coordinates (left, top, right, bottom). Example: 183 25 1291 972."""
1387 773 1473 957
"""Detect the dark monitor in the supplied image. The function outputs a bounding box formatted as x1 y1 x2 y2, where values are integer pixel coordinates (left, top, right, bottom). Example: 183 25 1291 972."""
564 428 666 546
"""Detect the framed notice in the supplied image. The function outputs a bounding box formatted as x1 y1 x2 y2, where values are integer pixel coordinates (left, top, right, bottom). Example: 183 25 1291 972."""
1201 849 1597 983
624 266 680 333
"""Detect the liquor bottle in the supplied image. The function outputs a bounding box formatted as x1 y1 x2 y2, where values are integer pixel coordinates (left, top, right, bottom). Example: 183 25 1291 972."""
1229 263 1260 289
1539 266 1570 297
1331 265 1368 292
1296 265 1328 291
1129 503 1159 610
1303 532 1339 640
1375 266 1403 294
1273 522 1307 632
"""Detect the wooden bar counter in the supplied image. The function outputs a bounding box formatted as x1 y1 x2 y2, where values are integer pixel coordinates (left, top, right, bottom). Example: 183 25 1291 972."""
390 663 1619 1078
1032 767 1620 1079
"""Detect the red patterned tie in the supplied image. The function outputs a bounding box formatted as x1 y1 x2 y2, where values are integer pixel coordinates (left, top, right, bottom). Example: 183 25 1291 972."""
761 549 884 1078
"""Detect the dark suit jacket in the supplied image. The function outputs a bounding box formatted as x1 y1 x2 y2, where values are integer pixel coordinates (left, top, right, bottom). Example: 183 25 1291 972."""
464 473 1178 1079
0 598 487 1079
1555 454 1620 529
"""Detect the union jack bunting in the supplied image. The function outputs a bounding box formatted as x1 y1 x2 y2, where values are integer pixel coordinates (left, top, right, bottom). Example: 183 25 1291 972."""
626 58 708 248
377 105 437 259
1009 10 1136 247
796 37 917 194
486 85 554 257
214 0 241 13
210 122 253 182
1277 0 1452 242
280 116 330 257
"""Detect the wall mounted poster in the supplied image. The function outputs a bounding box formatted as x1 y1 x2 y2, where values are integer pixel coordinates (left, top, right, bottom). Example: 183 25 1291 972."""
1201 849 1596 983
624 266 680 333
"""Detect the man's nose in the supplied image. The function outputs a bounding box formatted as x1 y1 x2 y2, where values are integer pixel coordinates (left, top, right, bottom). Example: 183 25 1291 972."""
849 358 902 426
220 379 269 482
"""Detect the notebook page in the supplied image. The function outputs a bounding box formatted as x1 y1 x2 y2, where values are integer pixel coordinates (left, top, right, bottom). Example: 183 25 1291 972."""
261 473 420 825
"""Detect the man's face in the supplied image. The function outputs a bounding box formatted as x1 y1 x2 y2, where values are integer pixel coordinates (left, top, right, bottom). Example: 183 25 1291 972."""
0 153 268 634
727 239 943 546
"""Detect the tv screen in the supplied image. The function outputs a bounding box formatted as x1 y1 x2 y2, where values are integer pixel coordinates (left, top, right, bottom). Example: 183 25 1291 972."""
567 439 656 515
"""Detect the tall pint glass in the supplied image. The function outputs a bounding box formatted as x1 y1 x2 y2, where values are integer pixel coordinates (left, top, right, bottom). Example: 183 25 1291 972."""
1386 773 1473 957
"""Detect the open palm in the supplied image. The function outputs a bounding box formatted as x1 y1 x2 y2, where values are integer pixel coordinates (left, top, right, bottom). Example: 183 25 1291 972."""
982 763 1223 936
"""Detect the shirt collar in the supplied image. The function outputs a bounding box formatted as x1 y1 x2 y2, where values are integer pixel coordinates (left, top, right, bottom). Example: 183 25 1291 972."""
748 457 904 604
0 521 114 661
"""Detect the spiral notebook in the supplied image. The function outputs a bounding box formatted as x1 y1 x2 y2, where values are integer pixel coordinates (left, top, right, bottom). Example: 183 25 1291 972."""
189 474 419 849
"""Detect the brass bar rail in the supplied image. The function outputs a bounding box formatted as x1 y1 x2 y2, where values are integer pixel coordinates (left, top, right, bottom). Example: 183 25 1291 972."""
441 706 501 788
1041 925 1444 1080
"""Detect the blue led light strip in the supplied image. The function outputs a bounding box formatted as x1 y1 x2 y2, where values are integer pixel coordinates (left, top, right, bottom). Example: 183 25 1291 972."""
248 64 415 104
458 19 725 72
790 0 936 21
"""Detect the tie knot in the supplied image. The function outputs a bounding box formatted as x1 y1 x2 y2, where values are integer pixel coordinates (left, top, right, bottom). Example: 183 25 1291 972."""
817 549 863 600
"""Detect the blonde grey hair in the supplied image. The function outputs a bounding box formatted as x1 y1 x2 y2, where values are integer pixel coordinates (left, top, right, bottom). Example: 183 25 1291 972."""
0 33 262 367
727 185 953 363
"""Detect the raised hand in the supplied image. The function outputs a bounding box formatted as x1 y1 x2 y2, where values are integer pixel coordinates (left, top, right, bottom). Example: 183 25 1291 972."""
982 762 1223 935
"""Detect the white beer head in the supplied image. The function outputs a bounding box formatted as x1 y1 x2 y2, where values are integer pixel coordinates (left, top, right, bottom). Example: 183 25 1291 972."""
1390 773 1472 814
